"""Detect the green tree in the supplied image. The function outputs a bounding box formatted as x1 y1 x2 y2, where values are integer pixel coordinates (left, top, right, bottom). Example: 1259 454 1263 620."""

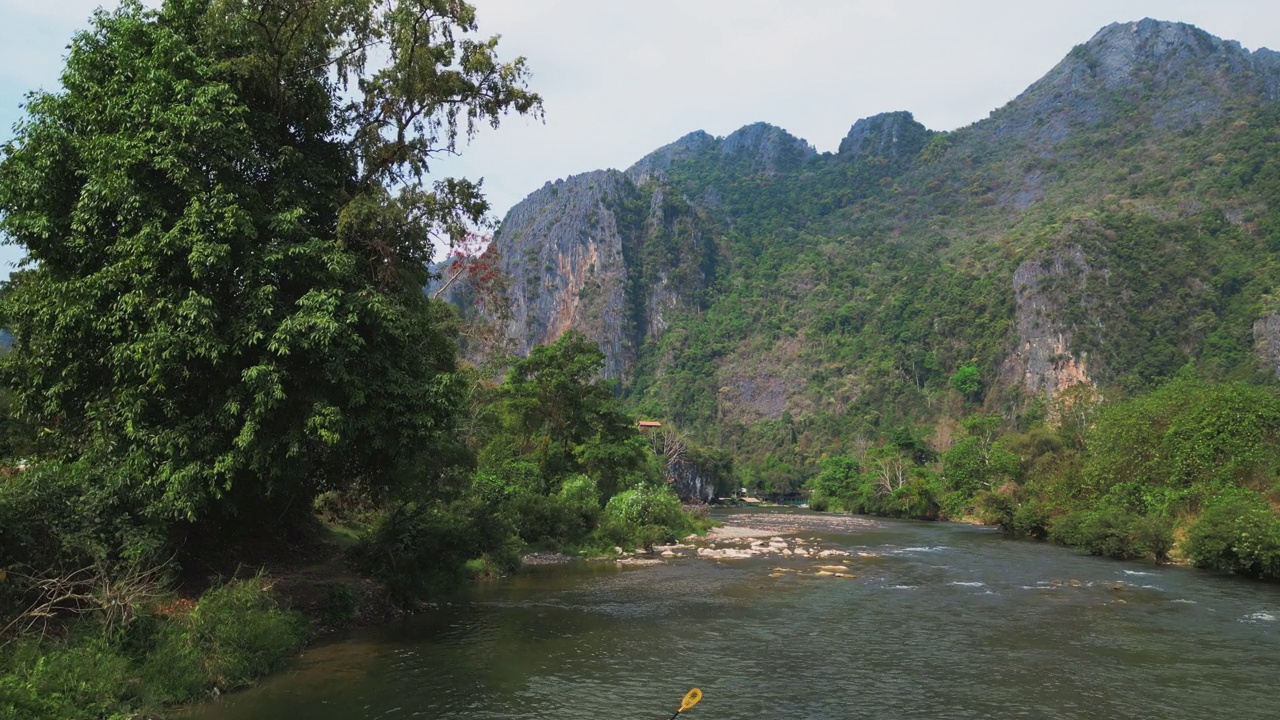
0 0 541 522
487 332 649 496
1082 376 1280 515
949 364 981 399
804 455 861 510
942 414 1018 500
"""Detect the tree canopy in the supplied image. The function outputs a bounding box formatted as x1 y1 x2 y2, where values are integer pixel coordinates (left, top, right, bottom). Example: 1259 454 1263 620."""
484 331 650 496
0 0 542 521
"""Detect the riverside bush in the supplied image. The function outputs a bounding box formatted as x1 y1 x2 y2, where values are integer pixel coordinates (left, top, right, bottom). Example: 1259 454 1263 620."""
1183 491 1280 578
136 577 309 704
0 632 132 720
353 499 519 605
0 578 308 719
181 578 310 690
555 475 602 544
597 485 694 549
468 465 603 549
1048 509 1174 562
976 490 1049 538
0 461 166 573
320 584 360 628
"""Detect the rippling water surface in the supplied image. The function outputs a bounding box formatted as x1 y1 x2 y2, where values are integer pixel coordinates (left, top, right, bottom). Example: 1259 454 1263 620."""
185 509 1280 719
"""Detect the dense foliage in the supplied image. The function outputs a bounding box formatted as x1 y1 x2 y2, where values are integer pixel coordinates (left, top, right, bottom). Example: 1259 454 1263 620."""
0 0 541 529
0 578 308 719
0 2 712 718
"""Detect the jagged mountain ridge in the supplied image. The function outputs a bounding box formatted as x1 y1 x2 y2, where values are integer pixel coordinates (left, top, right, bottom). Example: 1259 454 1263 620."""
479 18 1280 479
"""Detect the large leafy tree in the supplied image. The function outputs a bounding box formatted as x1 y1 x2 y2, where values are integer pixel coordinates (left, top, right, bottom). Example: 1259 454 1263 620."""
0 0 540 520
485 331 650 496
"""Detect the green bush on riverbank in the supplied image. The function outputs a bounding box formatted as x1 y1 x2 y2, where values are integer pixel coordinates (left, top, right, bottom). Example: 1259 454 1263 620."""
805 375 1280 574
0 578 308 720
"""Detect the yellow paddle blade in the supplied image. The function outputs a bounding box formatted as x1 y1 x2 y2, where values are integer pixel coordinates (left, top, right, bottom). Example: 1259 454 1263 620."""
679 688 702 712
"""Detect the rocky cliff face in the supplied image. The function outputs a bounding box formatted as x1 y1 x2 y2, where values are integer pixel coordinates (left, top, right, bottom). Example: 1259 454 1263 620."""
1001 245 1096 401
1254 306 1280 378
626 130 715 184
493 168 715 380
981 18 1280 148
668 456 717 503
838 111 930 160
492 123 812 379
716 121 817 174
494 171 634 378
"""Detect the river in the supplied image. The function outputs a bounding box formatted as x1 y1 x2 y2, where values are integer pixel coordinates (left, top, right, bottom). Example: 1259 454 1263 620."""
185 509 1280 719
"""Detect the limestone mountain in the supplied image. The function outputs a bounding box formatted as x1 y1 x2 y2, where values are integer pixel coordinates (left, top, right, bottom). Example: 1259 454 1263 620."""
477 19 1280 489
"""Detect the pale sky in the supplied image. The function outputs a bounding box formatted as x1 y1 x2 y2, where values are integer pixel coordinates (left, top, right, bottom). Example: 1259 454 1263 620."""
2 1 1278 279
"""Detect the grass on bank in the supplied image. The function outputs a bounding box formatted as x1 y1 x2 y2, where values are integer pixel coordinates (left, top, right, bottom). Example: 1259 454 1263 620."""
0 577 308 720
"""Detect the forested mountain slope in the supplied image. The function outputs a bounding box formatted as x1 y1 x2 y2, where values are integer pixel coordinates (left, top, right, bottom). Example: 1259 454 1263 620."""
481 19 1280 491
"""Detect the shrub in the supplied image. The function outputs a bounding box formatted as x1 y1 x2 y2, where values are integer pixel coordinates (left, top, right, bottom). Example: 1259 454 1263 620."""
975 490 1017 532
556 475 602 543
1011 502 1050 540
0 461 165 573
938 490 972 521
890 475 944 519
353 499 516 605
319 583 359 629
505 490 566 545
0 631 132 720
1130 515 1176 564
1048 509 1174 562
603 485 686 530
597 485 692 549
159 577 309 694
1183 491 1280 578
136 620 209 705
977 489 1049 538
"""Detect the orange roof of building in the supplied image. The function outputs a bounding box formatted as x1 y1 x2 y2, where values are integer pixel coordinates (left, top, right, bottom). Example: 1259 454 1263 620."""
637 420 662 428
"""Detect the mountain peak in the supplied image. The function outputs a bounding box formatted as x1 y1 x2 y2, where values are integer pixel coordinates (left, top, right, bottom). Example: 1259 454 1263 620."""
626 130 715 183
717 122 816 174
838 111 930 160
1077 19 1247 89
971 19 1280 149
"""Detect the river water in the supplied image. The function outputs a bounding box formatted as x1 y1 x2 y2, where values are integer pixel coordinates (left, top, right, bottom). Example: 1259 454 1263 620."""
186 509 1280 719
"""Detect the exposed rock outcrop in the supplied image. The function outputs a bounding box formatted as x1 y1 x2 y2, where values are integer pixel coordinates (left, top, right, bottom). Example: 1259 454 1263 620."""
717 121 817 174
1002 245 1095 400
1253 305 1280 377
626 130 715 184
482 18 1280 431
495 170 634 378
980 18 1280 151
668 457 717 503
838 111 930 161
493 169 715 380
